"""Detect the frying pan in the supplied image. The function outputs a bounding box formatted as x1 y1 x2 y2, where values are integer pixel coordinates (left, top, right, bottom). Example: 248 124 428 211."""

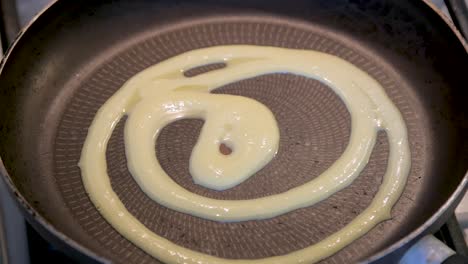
0 0 467 263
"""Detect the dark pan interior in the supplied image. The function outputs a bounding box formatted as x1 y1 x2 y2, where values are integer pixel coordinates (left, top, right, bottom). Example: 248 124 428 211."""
0 0 467 263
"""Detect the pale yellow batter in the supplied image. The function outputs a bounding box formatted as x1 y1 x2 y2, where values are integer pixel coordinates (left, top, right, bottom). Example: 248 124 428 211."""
127 92 279 191
79 45 410 263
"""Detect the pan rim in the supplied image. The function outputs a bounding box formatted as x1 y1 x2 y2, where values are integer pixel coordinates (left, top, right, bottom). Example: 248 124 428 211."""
0 0 466 263
0 2 112 263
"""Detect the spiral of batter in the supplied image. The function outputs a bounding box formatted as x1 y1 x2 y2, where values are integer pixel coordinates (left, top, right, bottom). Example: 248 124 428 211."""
79 45 410 264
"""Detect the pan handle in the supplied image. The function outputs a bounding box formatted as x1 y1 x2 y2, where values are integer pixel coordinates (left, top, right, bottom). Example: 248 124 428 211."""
445 0 468 39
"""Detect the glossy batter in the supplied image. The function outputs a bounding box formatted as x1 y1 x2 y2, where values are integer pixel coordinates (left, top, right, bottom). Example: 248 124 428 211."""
79 45 410 263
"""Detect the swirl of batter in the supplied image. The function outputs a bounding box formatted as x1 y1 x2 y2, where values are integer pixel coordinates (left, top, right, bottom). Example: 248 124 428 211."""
79 45 410 263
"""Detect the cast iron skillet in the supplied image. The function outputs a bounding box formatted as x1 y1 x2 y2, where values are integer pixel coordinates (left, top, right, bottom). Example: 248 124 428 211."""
0 0 467 263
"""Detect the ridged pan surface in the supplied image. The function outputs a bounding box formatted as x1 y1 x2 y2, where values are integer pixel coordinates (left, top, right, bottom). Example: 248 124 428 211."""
54 19 423 263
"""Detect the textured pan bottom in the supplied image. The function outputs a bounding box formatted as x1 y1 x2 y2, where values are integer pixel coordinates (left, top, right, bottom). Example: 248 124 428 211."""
53 17 423 263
